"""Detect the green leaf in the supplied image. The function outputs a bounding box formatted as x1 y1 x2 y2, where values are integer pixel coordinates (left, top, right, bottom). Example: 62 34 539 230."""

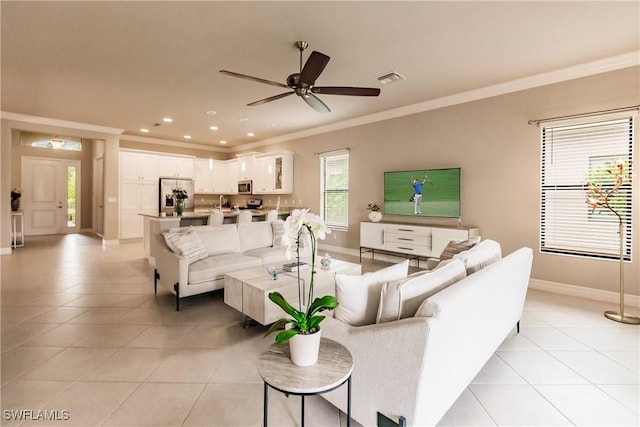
307 295 339 317
275 328 300 344
264 318 292 337
307 315 326 331
268 292 305 322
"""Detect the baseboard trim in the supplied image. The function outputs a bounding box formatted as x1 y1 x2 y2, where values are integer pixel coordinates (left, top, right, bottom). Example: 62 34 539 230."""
529 278 640 308
0 247 12 255
102 239 120 246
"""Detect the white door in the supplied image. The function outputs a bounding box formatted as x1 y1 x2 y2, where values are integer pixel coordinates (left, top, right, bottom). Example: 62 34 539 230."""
23 157 81 236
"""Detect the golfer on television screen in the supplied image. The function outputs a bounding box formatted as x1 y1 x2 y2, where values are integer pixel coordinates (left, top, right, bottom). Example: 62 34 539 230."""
411 174 431 214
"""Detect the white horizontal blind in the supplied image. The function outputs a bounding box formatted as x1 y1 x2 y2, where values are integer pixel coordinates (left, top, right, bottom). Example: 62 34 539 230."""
540 115 634 260
320 150 349 231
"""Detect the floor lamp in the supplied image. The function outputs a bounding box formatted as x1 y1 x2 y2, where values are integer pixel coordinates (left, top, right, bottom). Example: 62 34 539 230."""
587 160 639 325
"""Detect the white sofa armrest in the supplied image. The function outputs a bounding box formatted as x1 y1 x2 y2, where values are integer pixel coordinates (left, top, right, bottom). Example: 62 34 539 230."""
321 315 432 427
154 234 189 293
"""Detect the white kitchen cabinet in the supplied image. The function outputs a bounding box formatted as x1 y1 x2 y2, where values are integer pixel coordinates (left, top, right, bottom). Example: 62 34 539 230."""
252 152 293 194
158 155 194 178
120 151 159 181
194 158 215 193
237 155 254 181
223 160 239 194
119 162 158 239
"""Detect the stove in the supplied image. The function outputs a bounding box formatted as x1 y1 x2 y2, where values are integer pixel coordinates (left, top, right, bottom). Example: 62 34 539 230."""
244 198 263 210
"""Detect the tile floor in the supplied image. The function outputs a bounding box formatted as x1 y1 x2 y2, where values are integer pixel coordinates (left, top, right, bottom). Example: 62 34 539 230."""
1 234 639 426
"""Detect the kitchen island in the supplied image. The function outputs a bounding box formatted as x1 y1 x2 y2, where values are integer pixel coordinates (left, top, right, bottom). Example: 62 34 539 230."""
141 210 291 265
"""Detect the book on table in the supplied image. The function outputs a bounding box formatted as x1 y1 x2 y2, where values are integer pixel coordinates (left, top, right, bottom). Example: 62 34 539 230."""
283 262 309 272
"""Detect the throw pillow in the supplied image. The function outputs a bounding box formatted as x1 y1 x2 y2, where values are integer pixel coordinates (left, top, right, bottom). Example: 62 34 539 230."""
162 227 208 264
452 239 501 274
271 220 285 247
439 236 481 261
376 259 467 323
334 259 409 326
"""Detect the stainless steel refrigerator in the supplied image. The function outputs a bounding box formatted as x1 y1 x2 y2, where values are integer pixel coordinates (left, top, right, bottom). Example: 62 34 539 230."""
159 177 195 214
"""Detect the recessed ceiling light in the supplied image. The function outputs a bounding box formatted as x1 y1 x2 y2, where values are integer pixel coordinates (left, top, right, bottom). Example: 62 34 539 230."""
184 135 191 139
163 117 173 123
266 123 276 128
140 128 149 133
247 132 255 137
219 140 227 144
209 125 218 131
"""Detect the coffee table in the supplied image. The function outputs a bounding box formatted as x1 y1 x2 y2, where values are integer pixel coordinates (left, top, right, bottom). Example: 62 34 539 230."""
224 259 361 326
258 337 353 427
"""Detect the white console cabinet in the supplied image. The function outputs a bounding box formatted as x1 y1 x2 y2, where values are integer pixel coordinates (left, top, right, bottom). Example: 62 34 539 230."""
360 222 479 266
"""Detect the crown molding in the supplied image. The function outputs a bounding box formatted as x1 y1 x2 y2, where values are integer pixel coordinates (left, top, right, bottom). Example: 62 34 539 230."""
235 50 640 152
1 111 124 135
120 133 231 154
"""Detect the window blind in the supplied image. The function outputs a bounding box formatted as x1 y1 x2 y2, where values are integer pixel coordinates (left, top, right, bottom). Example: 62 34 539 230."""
540 115 634 260
320 150 349 231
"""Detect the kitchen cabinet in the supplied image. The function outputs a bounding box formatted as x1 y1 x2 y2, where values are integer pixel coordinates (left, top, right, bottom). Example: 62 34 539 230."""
120 151 159 181
252 152 293 194
158 155 193 178
194 158 215 193
237 155 254 181
120 151 159 238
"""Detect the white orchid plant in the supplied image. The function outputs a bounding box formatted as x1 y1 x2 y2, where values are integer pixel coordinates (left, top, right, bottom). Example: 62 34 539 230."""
265 209 339 344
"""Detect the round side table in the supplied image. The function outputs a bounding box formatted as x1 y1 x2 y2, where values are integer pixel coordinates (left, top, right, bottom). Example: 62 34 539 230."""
258 337 353 427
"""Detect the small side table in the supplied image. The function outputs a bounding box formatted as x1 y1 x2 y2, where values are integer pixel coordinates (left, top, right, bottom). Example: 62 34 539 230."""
258 337 353 427
11 211 24 248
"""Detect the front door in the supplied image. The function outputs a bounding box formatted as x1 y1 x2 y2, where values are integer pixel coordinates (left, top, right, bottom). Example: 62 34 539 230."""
22 157 81 236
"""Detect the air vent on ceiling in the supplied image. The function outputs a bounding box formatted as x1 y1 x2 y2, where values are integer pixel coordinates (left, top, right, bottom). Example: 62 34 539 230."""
376 71 406 85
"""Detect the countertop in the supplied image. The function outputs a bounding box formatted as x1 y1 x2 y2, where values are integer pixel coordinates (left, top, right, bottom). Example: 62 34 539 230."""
140 209 292 220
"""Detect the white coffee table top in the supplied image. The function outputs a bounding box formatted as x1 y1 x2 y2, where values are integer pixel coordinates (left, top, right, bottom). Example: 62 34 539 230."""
258 337 353 394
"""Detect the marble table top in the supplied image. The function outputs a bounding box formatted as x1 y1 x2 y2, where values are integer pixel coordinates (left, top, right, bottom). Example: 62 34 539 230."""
258 337 353 394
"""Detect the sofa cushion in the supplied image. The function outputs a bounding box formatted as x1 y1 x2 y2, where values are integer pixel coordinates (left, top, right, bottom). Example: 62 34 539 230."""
333 260 409 326
244 246 287 265
271 220 285 247
162 227 209 264
193 225 240 256
453 239 502 274
439 236 481 261
188 253 262 284
238 222 274 252
377 259 467 323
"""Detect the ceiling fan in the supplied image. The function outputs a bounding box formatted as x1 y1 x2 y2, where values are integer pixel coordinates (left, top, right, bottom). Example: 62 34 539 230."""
220 41 381 113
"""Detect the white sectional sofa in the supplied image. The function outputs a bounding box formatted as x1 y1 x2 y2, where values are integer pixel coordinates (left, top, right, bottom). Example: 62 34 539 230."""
321 241 533 427
154 221 294 310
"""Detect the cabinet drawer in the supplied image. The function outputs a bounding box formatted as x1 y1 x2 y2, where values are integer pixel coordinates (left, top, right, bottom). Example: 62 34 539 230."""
384 224 431 236
384 232 430 247
384 242 430 257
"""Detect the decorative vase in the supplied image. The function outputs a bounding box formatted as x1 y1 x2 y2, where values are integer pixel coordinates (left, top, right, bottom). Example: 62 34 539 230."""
289 328 321 366
11 199 20 212
368 211 382 222
176 199 185 215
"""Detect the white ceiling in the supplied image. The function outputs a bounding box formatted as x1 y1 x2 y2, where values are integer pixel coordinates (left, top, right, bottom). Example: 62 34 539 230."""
2 1 638 150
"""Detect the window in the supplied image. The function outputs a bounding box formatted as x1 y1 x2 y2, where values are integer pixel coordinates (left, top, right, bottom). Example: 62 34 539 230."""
540 114 635 260
320 150 349 231
20 131 82 151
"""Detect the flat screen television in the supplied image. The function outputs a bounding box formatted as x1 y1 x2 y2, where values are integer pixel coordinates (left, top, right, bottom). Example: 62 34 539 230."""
383 168 461 218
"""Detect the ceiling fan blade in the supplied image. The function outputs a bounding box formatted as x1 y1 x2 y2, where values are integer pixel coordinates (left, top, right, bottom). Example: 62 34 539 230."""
311 86 381 96
299 51 330 86
302 93 331 113
219 70 289 89
247 91 294 106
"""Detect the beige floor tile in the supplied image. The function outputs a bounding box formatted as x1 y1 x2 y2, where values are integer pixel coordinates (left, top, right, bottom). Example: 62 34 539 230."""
24 347 116 381
598 384 640 415
437 388 496 426
126 324 194 348
102 382 205 426
182 383 263 427
73 324 149 347
21 381 139 427
1 347 65 385
65 307 132 324
22 307 89 324
83 348 169 382
1 323 58 353
24 324 94 347
209 348 262 384
146 348 224 383
549 351 640 384
179 323 264 349
0 380 73 426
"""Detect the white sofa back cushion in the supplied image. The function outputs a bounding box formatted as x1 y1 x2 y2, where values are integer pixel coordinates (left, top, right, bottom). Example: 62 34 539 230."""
334 260 409 326
193 225 241 256
162 227 209 264
377 259 467 323
453 239 502 274
238 222 274 252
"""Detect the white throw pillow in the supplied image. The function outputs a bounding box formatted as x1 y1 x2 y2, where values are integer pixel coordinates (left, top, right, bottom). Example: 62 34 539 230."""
376 259 467 323
162 227 208 264
452 239 501 274
334 260 409 326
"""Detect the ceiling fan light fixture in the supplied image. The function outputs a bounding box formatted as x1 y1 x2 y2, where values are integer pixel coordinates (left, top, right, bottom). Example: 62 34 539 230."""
377 71 406 85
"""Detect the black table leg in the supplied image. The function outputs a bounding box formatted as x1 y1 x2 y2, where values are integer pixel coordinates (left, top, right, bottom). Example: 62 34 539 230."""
347 376 352 427
301 394 305 427
263 382 268 427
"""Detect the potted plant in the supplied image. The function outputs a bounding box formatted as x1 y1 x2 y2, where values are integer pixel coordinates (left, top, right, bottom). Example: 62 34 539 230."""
10 189 21 212
367 201 382 222
172 188 189 215
264 208 338 366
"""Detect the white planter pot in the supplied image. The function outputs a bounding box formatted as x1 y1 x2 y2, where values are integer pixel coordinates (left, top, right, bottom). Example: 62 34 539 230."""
368 211 382 222
289 328 321 366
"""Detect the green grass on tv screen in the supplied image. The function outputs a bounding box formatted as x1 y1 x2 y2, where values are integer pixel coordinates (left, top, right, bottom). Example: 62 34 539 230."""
384 168 460 218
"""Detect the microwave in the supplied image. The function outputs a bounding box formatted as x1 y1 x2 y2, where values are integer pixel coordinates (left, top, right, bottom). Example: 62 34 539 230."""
238 180 252 195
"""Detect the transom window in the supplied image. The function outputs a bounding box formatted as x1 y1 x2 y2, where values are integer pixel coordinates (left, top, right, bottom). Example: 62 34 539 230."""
21 131 82 151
